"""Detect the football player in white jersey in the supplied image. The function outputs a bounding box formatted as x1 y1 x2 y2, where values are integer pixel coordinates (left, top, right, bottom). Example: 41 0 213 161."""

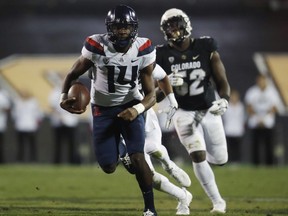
119 64 192 215
156 9 231 214
60 5 157 216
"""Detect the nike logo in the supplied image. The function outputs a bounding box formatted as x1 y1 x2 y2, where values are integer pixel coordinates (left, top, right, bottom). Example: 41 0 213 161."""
192 55 199 60
131 59 139 63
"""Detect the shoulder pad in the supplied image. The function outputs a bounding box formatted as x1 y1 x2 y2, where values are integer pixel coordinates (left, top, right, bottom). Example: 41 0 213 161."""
156 44 165 48
137 38 155 57
84 35 105 56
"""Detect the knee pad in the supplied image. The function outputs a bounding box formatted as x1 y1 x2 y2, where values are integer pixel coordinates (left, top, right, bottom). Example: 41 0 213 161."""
191 150 206 163
150 145 169 161
207 150 228 165
181 132 206 154
152 172 169 190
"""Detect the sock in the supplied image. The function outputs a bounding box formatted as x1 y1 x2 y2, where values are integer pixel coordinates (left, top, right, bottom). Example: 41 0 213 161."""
193 160 223 205
151 145 174 170
142 189 156 212
153 172 185 200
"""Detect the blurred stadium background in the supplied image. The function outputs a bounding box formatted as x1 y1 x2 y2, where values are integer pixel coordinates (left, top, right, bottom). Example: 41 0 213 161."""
0 0 288 164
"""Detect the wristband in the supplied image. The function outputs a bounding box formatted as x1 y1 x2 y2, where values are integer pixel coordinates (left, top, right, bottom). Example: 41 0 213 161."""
133 103 145 115
221 94 230 102
167 93 178 108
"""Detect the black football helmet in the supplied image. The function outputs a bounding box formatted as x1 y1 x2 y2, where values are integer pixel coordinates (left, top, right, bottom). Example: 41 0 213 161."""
105 5 138 48
160 8 192 43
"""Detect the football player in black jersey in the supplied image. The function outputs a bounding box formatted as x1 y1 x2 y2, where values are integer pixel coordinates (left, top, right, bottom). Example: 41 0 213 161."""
156 8 231 214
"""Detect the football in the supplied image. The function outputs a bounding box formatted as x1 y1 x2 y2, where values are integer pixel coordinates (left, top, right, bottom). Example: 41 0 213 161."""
68 81 90 111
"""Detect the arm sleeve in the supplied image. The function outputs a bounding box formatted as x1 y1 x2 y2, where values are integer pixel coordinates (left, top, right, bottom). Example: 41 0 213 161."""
152 64 166 81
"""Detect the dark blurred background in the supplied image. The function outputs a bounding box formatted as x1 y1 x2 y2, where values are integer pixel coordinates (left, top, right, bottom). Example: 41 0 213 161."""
0 0 288 165
1 0 288 100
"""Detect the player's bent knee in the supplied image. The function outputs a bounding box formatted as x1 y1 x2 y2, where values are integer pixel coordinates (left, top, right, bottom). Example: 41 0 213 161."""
152 172 169 190
190 150 206 163
130 152 145 167
208 157 228 166
209 152 228 165
101 164 117 174
216 157 228 165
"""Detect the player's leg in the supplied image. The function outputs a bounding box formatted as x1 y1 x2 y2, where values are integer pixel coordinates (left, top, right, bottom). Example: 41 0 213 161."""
202 112 228 165
121 110 156 215
118 137 136 174
145 109 191 187
145 153 192 215
91 105 119 173
201 113 228 165
201 112 227 212
173 109 226 214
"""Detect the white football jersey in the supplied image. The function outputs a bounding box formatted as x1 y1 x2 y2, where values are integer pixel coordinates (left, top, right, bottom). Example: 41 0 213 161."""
82 34 156 106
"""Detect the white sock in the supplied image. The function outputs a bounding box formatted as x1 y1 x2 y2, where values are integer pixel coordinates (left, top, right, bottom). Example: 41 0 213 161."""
193 160 223 205
153 172 185 200
151 145 174 170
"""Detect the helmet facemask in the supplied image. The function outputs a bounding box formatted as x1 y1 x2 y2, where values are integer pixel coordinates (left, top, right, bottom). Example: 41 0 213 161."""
106 22 138 48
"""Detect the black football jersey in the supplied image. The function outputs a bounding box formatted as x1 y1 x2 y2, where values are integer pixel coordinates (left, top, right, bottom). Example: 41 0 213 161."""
156 37 217 111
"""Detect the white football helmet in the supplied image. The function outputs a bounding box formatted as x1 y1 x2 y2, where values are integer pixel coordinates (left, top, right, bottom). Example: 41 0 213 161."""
160 8 192 43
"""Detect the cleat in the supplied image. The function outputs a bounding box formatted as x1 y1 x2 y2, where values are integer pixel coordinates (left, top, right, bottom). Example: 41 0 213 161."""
120 153 135 174
210 199 226 214
165 162 191 187
176 188 193 215
143 209 157 216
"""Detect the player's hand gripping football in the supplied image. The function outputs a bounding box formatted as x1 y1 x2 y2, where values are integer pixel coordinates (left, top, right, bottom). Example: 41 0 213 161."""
209 98 229 116
168 70 184 86
59 93 86 114
117 107 138 121
159 93 178 129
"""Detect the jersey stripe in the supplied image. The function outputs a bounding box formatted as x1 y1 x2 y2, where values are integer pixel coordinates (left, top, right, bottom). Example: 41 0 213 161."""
137 39 154 57
84 37 106 56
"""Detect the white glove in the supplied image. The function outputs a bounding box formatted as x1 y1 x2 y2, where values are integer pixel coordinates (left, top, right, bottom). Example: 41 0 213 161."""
159 93 178 129
209 98 229 116
168 73 184 86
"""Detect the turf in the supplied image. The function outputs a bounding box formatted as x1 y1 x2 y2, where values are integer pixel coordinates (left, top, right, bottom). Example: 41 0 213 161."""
0 164 287 215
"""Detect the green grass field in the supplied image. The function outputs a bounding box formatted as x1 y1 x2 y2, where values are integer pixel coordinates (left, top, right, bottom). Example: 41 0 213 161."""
0 164 287 216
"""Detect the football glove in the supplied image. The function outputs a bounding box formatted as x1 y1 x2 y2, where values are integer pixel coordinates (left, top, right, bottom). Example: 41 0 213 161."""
159 93 178 129
209 98 229 116
168 73 184 86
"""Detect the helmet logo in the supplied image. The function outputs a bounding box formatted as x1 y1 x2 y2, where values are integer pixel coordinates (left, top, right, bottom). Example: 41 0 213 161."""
168 57 175 63
103 57 110 64
181 55 187 60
